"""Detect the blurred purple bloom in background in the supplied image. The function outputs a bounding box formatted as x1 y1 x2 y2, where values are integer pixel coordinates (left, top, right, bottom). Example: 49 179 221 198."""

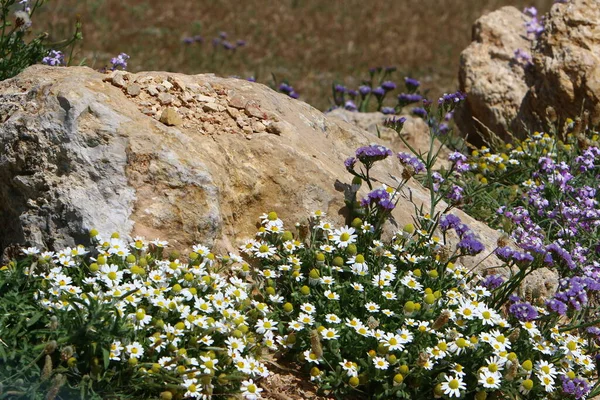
110 53 130 71
404 77 420 91
42 50 64 66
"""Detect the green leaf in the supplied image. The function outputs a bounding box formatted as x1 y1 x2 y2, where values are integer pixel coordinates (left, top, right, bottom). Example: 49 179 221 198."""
102 347 110 370
26 312 43 327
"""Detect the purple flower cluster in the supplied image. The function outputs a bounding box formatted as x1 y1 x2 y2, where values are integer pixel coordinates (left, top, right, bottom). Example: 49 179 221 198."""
356 145 393 164
457 236 485 255
183 35 204 44
549 274 600 314
431 171 445 192
372 87 386 98
384 116 406 133
439 214 485 255
481 274 505 290
560 375 591 399
344 100 358 111
110 53 130 71
361 188 395 211
438 91 466 106
404 77 420 91
42 50 64 66
447 185 464 203
508 301 538 321
209 32 246 51
381 81 397 92
524 7 545 37
448 151 470 173
344 157 357 172
278 83 300 99
397 93 423 107
397 152 425 174
411 107 427 118
495 246 534 264
513 49 532 67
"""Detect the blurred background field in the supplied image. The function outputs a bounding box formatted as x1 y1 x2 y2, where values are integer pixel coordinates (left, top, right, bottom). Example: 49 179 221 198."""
39 0 553 110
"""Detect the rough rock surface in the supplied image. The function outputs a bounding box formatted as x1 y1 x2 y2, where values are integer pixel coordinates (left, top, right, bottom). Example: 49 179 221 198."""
0 66 557 293
458 0 600 142
457 6 532 143
530 0 600 127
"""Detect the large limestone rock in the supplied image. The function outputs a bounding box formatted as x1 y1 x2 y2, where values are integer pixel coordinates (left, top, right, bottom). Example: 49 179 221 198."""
530 0 600 127
1 66 510 276
457 6 533 143
458 0 600 142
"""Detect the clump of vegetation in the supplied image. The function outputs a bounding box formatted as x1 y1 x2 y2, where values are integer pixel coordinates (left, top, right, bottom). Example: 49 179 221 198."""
0 0 81 80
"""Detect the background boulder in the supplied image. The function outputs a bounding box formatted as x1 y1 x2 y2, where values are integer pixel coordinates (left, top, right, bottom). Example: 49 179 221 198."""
457 0 600 142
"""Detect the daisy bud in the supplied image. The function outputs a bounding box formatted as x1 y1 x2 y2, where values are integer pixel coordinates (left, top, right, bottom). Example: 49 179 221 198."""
110 232 120 239
424 293 436 305
300 285 310 295
393 373 404 385
89 229 99 237
522 359 533 371
351 218 362 228
267 211 278 221
347 244 357 255
160 391 173 400
475 391 487 400
67 357 77 368
433 383 443 397
282 231 293 241
310 367 321 377
333 256 344 267
349 376 360 387
217 373 229 385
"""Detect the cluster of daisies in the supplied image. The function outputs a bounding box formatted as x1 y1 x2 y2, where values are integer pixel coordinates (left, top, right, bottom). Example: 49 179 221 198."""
24 234 271 399
465 130 580 186
242 210 597 399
